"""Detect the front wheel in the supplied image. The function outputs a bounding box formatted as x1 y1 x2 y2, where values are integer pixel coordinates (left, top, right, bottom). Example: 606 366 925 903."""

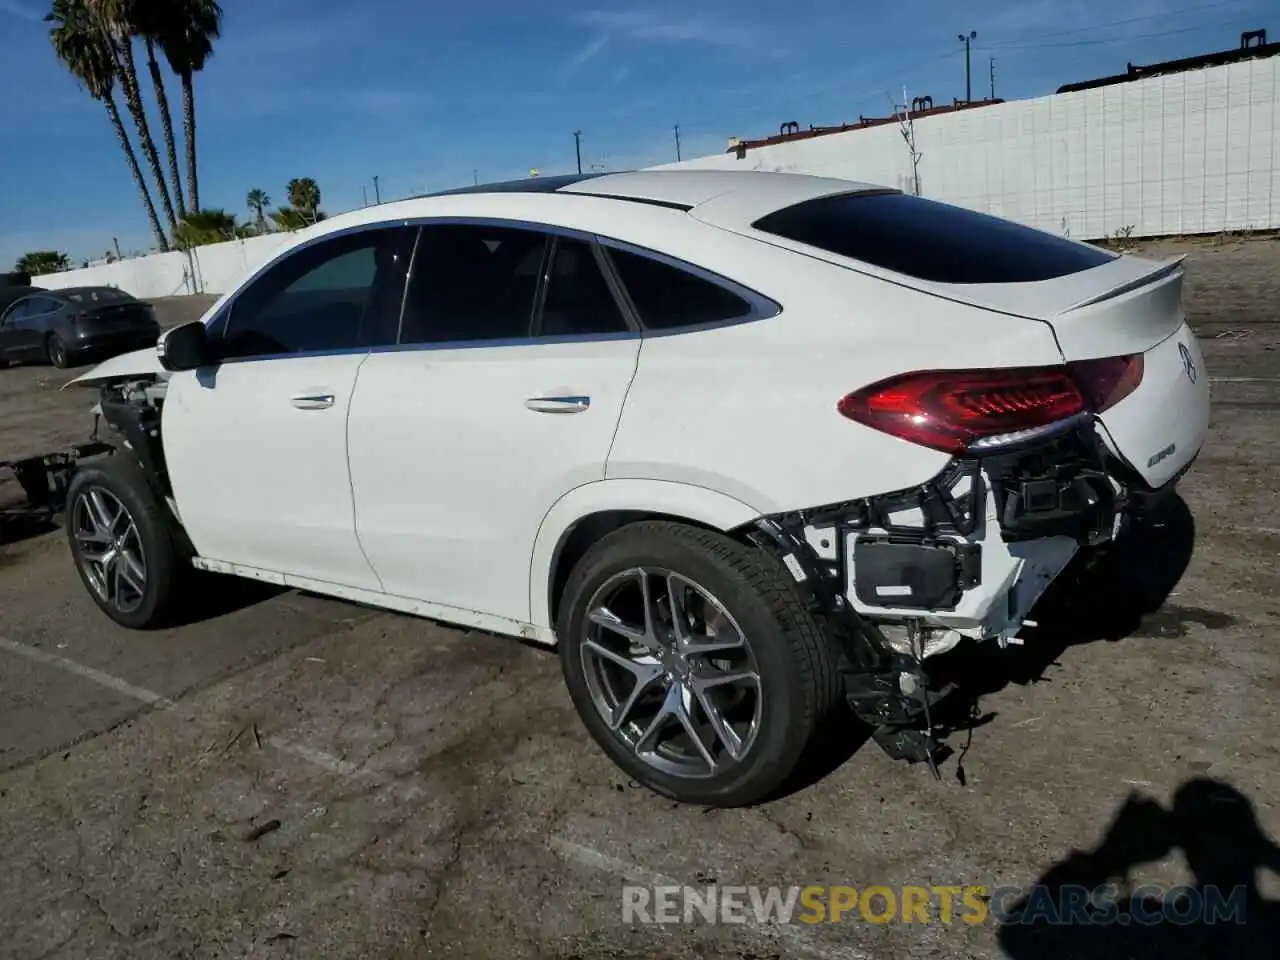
557 521 842 807
65 455 187 629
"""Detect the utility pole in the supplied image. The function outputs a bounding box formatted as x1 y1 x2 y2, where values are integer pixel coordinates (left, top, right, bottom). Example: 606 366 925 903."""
989 56 996 100
674 123 682 161
573 130 583 174
362 186 368 207
372 175 381 204
958 30 977 103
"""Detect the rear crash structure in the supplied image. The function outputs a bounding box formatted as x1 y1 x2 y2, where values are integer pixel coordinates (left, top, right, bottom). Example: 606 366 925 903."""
749 410 1189 773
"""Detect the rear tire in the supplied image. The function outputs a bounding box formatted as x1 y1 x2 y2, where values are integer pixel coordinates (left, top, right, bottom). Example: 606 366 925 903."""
557 520 842 807
65 455 189 629
46 333 70 369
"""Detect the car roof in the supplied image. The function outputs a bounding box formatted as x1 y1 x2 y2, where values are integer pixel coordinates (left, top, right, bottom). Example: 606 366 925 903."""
320 169 887 237
57 286 132 297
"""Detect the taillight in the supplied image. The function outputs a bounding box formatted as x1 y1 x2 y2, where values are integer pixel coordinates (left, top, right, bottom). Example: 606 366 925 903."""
1067 354 1143 412
837 367 1088 455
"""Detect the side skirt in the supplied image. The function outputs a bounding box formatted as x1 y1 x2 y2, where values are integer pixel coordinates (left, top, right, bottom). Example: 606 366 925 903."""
190 556 559 646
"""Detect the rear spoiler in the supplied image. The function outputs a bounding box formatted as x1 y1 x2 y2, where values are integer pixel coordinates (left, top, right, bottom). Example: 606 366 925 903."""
1056 255 1186 314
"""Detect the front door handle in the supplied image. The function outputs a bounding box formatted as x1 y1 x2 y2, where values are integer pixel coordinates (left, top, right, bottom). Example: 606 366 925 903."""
525 395 590 414
291 393 336 410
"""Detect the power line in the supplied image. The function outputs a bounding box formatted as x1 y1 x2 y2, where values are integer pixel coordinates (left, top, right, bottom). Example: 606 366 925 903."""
988 21 1246 51
984 1 1257 45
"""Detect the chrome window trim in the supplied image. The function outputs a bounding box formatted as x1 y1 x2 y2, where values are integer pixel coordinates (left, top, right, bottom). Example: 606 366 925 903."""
202 215 780 365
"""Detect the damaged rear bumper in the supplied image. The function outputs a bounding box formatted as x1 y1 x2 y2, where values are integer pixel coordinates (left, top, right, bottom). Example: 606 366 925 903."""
755 416 1187 657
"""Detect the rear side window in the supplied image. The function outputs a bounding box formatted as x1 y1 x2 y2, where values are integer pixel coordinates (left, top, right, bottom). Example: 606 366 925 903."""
752 192 1115 284
605 247 755 330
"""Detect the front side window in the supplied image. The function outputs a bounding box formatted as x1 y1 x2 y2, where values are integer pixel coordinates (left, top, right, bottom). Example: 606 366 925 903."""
605 247 756 331
1 299 32 324
399 224 548 345
219 227 414 359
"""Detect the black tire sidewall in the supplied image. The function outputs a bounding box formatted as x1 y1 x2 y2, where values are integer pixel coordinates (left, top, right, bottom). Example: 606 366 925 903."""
65 455 179 629
558 523 818 806
47 335 68 369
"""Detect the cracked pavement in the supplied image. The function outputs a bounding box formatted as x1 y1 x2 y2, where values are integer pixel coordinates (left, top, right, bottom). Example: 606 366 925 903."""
2 238 1280 958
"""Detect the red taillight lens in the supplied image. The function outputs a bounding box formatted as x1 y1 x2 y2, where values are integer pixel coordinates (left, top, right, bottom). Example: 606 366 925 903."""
837 367 1088 454
1067 354 1143 413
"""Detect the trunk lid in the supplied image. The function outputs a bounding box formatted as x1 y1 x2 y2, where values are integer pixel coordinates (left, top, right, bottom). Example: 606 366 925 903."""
913 253 1188 360
919 254 1208 489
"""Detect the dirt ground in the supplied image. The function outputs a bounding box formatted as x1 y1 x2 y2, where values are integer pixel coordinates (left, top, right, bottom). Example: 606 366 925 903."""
1 238 1278 959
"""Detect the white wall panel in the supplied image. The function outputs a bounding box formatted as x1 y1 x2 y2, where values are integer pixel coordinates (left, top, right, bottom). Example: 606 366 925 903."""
33 56 1280 299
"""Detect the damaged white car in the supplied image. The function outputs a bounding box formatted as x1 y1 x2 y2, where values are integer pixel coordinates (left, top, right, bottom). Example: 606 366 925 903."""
61 170 1209 806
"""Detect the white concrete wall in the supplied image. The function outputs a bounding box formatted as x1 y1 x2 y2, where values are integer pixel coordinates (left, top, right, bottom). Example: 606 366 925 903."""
32 231 294 300
31 54 1280 299
655 54 1280 241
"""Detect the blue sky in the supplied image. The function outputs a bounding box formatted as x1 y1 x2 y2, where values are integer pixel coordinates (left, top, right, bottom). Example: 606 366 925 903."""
0 0 1270 267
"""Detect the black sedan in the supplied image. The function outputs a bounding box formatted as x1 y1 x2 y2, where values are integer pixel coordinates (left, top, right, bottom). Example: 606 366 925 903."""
0 286 161 369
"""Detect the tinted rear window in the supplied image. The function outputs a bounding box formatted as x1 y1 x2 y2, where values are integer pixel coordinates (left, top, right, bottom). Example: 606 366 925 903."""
752 191 1115 284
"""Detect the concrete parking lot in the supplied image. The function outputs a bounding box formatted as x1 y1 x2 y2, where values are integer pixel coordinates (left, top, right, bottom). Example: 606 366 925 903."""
1 240 1278 959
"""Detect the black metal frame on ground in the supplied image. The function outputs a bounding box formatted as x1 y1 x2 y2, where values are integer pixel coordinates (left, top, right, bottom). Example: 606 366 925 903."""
0 442 114 541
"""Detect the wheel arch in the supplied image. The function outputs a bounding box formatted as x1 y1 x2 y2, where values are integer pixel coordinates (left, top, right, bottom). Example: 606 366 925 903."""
530 479 764 636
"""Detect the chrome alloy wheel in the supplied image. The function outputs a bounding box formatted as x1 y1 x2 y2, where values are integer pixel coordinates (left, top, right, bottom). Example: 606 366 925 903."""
580 567 763 779
72 487 148 614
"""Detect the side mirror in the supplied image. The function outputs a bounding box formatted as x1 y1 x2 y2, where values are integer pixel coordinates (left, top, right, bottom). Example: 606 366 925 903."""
156 319 209 372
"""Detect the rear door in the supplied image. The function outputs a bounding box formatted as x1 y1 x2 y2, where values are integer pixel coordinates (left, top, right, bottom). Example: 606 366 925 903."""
347 222 642 624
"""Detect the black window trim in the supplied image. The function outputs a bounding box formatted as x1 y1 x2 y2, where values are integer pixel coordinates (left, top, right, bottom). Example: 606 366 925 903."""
202 216 780 363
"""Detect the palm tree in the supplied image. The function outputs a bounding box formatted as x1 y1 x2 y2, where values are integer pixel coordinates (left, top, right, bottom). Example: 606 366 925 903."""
45 0 169 252
174 207 237 249
287 177 321 223
154 0 222 212
246 188 270 234
270 206 326 232
84 0 178 235
131 2 185 218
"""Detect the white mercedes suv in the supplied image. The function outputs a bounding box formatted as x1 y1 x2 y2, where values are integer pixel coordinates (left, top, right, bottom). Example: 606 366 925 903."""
63 170 1209 806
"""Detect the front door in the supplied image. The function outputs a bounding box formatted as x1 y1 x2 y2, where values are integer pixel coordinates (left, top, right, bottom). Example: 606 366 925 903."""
161 225 415 589
348 223 642 623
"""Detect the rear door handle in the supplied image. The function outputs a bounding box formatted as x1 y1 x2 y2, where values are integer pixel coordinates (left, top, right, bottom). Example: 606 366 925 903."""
291 393 336 410
524 395 590 414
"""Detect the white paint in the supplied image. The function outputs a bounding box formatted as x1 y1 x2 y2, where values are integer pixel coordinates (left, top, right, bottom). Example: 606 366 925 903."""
0 636 175 707
347 335 643 624
188 556 558 646
30 55 1280 301
0 635 363 779
163 354 385 589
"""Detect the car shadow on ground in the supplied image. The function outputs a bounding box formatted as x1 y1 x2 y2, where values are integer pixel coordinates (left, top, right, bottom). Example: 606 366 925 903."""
996 777 1280 958
933 491 1226 716
162 572 289 627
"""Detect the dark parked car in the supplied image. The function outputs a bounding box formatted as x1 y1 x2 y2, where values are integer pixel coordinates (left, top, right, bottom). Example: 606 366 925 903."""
0 286 161 369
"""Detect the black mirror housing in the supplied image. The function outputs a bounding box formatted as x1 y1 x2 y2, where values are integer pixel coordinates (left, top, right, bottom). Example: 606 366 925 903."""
156 320 209 372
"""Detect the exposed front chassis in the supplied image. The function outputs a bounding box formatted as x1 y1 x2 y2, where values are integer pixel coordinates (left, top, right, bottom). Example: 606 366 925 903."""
0 442 114 538
746 419 1185 774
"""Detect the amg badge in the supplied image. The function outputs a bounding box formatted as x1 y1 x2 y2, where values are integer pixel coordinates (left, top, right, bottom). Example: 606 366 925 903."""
1148 442 1177 468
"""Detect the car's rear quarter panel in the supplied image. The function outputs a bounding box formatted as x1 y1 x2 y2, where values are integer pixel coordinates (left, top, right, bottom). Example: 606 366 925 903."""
606 234 1071 514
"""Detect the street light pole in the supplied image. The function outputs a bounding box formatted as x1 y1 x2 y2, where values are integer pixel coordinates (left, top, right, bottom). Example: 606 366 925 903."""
674 123 682 161
373 175 381 204
573 130 582 174
958 30 977 103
